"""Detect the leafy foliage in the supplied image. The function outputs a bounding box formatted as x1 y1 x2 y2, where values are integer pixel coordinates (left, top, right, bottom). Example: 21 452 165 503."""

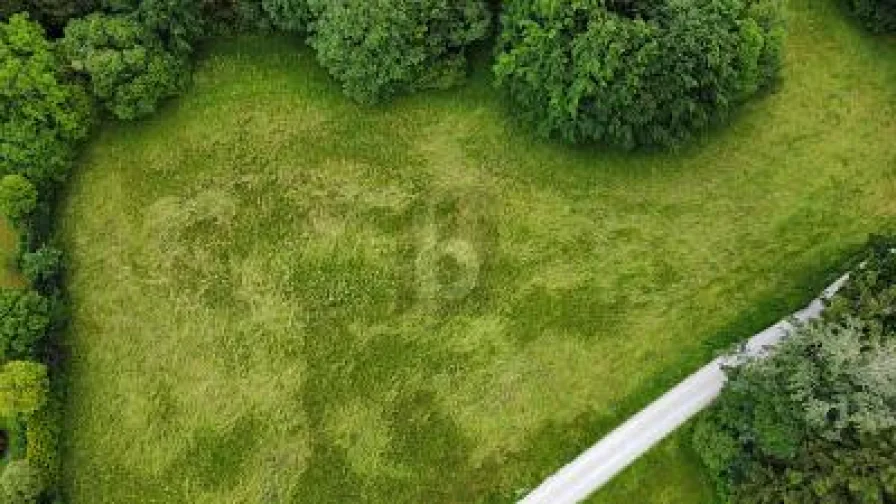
494 0 786 148
19 246 64 294
0 361 49 417
309 0 491 103
846 0 896 33
694 241 896 503
61 13 189 120
0 289 51 362
261 0 311 32
100 0 204 54
0 0 96 32
25 399 62 489
0 14 92 189
731 430 896 503
825 235 896 335
0 175 38 228
0 460 44 504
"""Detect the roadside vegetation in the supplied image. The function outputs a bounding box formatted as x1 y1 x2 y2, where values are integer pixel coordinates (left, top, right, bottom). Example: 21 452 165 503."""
694 238 896 503
0 0 893 502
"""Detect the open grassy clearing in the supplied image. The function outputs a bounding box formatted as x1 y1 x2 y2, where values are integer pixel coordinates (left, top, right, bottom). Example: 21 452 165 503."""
58 0 895 501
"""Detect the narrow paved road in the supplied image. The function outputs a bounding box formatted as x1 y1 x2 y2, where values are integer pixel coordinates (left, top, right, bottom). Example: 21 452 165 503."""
519 274 851 504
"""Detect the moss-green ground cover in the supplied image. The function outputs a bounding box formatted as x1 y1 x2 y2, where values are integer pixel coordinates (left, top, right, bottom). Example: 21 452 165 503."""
0 220 25 289
59 0 895 501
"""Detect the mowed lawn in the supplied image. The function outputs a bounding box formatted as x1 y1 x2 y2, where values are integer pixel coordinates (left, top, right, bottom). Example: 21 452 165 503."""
59 0 895 502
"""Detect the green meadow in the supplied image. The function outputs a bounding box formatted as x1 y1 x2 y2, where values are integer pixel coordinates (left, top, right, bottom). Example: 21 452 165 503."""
59 0 895 501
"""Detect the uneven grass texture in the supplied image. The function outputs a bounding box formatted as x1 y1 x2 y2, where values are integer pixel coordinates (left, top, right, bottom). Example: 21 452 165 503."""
0 219 25 288
60 1 895 502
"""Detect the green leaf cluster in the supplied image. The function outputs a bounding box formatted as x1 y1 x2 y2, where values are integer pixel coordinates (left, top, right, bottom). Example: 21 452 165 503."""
266 0 492 104
694 238 896 503
494 0 786 148
61 13 189 120
0 14 91 189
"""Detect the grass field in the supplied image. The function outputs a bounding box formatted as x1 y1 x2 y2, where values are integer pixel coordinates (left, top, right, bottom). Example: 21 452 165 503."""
0 219 25 289
58 0 896 502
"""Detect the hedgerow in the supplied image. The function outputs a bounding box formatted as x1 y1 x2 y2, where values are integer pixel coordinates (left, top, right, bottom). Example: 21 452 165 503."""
693 238 896 503
0 13 90 501
494 0 786 148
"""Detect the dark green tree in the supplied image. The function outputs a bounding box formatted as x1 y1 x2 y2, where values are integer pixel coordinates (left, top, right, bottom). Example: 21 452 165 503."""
261 0 311 32
0 14 92 190
19 246 64 294
494 0 785 148
0 0 96 32
694 240 896 503
61 13 189 120
101 0 204 54
309 0 491 103
0 175 38 228
0 289 51 361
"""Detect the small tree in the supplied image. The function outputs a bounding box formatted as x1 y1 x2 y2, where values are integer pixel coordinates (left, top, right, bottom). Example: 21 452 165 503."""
0 460 44 504
0 361 49 418
19 246 64 294
61 13 189 120
0 175 38 229
262 0 311 32
309 0 491 103
0 289 52 361
101 0 205 55
494 0 785 148
0 14 92 189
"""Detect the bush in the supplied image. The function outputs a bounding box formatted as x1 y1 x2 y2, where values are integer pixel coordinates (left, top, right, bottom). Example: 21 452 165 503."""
825 234 896 335
25 400 62 489
694 240 896 503
0 361 49 418
261 0 311 32
309 0 491 103
19 246 64 295
0 460 44 504
0 14 92 190
694 319 896 502
494 0 786 148
847 0 896 33
101 0 205 54
0 175 38 229
61 13 190 120
0 0 96 32
0 289 51 361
